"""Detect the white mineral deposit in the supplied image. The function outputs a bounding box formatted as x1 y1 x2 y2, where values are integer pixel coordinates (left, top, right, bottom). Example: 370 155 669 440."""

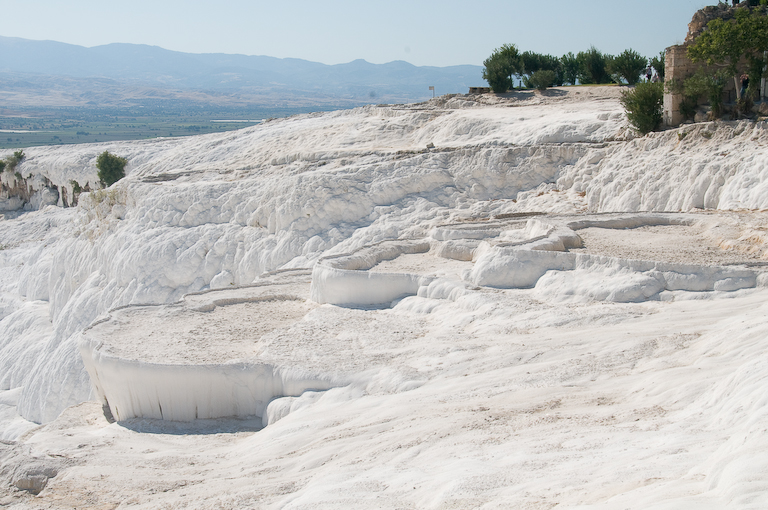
1 87 768 508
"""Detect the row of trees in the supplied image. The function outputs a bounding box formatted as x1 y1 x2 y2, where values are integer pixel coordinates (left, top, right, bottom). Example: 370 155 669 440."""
482 44 664 92
482 5 768 135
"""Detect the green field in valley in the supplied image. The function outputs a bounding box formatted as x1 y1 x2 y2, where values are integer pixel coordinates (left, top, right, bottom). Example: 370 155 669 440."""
0 104 341 150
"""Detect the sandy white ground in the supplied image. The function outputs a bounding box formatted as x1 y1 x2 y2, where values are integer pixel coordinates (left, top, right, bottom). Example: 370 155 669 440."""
0 87 768 508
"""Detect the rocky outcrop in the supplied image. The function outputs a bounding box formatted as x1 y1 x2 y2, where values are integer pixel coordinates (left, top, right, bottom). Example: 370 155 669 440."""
0 150 98 211
0 173 59 212
685 3 735 43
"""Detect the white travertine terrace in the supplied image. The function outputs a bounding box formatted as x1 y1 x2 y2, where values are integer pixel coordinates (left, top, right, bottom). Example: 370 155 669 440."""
2 87 768 507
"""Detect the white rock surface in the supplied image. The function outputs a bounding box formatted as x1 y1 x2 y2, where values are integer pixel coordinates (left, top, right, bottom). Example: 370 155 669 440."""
1 87 768 507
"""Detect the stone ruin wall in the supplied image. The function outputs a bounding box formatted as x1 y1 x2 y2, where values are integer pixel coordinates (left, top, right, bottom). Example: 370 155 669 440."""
663 45 697 127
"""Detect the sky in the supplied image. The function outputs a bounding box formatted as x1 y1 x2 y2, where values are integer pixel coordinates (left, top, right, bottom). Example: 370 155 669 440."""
3 0 715 67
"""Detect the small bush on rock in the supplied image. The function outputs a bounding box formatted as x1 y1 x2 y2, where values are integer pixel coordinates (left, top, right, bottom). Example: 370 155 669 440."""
1 150 24 173
96 151 127 187
620 82 663 134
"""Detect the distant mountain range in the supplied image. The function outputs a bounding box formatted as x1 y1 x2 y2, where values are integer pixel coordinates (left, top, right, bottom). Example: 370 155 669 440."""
0 36 484 109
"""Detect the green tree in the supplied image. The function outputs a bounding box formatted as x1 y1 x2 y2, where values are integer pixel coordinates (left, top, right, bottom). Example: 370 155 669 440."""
539 54 564 86
561 52 579 85
650 51 665 81
620 82 663 134
687 7 768 99
482 44 521 92
520 51 542 81
577 47 612 84
609 49 648 85
96 151 127 187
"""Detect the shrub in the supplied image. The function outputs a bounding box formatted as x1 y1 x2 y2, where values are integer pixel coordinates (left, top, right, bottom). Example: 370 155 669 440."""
96 151 127 187
610 49 647 85
520 51 564 87
736 97 754 117
529 70 557 90
620 82 663 134
3 150 24 173
561 52 579 85
684 69 728 118
577 47 612 84
666 77 699 121
678 96 698 121
541 54 564 86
